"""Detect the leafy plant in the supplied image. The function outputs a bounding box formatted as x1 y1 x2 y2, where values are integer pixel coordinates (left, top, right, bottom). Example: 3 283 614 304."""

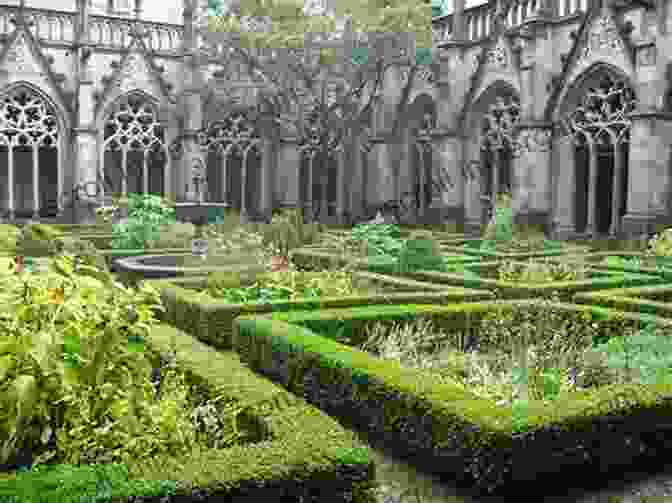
16 224 63 258
111 193 176 250
0 253 218 471
203 270 360 303
350 222 404 259
396 232 446 274
647 228 672 257
497 259 588 283
591 322 672 386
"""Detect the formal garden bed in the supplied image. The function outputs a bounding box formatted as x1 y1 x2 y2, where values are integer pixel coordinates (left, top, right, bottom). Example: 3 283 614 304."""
573 284 672 320
147 268 493 352
8 190 672 501
394 257 663 301
231 299 672 495
0 253 375 503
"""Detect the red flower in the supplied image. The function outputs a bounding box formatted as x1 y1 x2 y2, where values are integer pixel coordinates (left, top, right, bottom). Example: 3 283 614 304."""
270 255 290 272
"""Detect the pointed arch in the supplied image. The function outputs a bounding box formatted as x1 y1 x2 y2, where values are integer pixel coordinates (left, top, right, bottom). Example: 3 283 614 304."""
98 90 171 201
198 110 263 216
551 61 634 126
554 62 637 237
0 81 69 218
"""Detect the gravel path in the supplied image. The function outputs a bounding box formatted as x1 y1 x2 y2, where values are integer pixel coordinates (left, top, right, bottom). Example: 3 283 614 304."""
355 429 672 503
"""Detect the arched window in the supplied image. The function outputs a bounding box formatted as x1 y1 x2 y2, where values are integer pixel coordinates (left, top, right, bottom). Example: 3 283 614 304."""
563 74 635 235
198 112 262 217
480 95 519 222
0 86 61 219
102 93 168 200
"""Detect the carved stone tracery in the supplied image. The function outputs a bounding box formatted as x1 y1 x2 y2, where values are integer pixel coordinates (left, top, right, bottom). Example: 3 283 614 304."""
104 94 165 152
198 112 261 154
0 87 59 147
564 76 636 145
481 96 520 152
581 15 623 60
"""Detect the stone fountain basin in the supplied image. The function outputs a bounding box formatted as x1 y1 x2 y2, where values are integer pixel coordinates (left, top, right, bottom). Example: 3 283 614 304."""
113 253 266 280
173 202 230 224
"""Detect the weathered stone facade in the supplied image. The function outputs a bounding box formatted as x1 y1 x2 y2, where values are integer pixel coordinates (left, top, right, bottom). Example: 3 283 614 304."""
433 0 672 237
2 0 671 236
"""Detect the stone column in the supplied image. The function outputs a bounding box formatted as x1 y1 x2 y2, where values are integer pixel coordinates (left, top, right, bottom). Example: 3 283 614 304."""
610 141 623 235
586 140 598 237
452 0 466 40
433 133 462 207
73 0 99 223
551 134 575 239
259 137 274 220
622 112 672 236
512 124 552 229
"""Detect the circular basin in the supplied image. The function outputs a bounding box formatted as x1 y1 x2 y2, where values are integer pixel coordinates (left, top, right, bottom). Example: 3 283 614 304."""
113 253 267 280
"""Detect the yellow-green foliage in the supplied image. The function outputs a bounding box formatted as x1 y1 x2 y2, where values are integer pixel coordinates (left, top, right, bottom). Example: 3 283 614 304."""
647 228 672 256
0 254 248 471
0 225 20 252
497 259 589 283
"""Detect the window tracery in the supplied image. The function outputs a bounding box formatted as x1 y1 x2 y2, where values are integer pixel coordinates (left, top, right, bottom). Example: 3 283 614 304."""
481 96 520 152
563 76 636 145
0 88 59 148
103 94 165 153
197 112 261 152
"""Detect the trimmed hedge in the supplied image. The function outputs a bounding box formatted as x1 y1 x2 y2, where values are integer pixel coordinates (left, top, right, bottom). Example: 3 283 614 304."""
0 323 375 502
145 271 494 351
233 300 672 495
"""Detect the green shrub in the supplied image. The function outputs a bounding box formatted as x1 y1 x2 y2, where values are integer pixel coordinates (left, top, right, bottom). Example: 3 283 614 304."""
16 224 63 257
0 225 20 253
146 222 195 249
396 232 445 274
53 236 108 272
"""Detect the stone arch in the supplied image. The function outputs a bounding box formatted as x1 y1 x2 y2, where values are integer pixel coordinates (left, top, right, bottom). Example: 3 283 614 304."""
464 80 520 227
555 63 636 236
197 110 263 217
552 61 633 126
0 82 69 218
98 90 171 201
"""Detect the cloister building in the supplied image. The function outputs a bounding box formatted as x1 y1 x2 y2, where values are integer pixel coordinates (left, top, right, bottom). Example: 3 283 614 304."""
0 0 670 237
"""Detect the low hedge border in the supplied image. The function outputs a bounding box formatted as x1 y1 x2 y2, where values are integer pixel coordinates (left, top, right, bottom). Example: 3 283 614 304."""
233 300 672 495
0 323 375 502
289 247 479 273
399 260 664 300
573 284 672 317
145 271 494 351
559 251 672 279
440 239 591 260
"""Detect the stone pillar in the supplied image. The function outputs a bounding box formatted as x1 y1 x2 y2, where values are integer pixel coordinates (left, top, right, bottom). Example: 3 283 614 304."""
463 157 484 237
622 113 672 236
348 135 366 222
551 134 575 239
73 0 99 223
610 142 623 235
335 147 345 223
452 0 466 40
513 124 552 229
433 133 462 207
180 1 204 203
259 137 274 220
586 140 598 237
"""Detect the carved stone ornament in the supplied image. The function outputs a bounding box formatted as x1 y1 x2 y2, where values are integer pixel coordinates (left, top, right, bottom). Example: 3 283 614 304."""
6 33 38 74
512 128 552 157
485 43 507 69
581 15 623 60
481 96 520 152
637 45 656 67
